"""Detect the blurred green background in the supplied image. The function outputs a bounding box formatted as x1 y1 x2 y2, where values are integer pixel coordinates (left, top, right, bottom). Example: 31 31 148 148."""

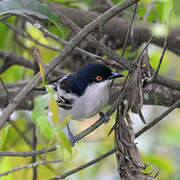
0 0 180 179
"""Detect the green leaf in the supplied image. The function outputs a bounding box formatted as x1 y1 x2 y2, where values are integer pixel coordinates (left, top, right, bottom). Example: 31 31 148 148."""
1 65 23 82
45 85 53 94
31 96 48 121
49 96 59 124
144 153 176 176
0 0 57 21
59 115 71 130
37 116 53 139
32 95 53 140
58 131 72 154
0 125 10 149
0 0 64 35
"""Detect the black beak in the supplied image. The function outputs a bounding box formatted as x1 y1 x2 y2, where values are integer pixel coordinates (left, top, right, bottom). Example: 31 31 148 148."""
109 72 124 80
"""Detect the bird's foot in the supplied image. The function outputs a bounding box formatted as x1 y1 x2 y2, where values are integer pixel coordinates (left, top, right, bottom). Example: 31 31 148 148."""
67 123 76 146
99 112 109 124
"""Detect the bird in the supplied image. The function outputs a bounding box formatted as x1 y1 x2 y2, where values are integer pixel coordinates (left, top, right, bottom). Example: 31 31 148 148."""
48 63 124 146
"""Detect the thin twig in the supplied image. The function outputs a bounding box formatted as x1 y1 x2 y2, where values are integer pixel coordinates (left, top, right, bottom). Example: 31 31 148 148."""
32 123 38 180
32 48 46 67
2 19 61 52
0 0 140 128
0 160 62 177
49 149 116 180
50 2 136 71
0 14 12 21
146 9 171 83
21 14 123 70
7 120 57 173
146 37 167 83
121 2 137 56
21 9 180 92
0 146 57 157
0 50 34 74
143 0 154 22
135 99 180 138
0 77 13 103
8 120 32 145
138 36 153 61
50 98 180 180
32 48 46 76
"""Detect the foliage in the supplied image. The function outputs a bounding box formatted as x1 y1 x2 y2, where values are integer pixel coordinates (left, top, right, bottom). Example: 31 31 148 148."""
0 0 180 179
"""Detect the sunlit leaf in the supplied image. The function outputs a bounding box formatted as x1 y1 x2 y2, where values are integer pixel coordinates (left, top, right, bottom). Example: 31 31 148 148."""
32 95 53 140
58 132 72 154
151 24 168 38
31 96 48 122
0 0 64 35
148 46 168 74
143 153 176 177
37 116 53 139
49 96 59 124
45 85 53 94
59 115 71 130
1 65 23 82
0 0 57 21
0 125 10 149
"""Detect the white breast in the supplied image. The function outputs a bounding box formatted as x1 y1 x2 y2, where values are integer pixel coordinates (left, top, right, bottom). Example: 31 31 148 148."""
71 80 111 120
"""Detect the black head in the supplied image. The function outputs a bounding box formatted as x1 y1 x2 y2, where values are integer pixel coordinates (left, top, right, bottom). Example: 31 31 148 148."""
60 63 124 96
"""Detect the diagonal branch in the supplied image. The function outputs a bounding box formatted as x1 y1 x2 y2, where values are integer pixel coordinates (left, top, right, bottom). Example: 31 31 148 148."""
121 2 137 56
49 149 116 180
146 9 171 83
0 77 13 103
0 0 140 130
2 19 61 52
50 98 180 180
0 146 57 157
0 50 34 74
50 2 180 91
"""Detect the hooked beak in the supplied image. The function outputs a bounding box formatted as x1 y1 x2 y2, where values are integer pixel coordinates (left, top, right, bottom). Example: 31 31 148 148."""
109 71 124 80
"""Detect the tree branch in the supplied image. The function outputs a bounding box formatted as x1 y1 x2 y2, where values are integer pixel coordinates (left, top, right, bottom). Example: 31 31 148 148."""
0 146 57 157
2 20 61 52
49 3 180 56
0 50 34 74
0 0 140 129
50 2 180 91
31 123 38 180
0 159 62 177
49 149 116 180
121 2 137 56
0 80 179 111
49 98 180 180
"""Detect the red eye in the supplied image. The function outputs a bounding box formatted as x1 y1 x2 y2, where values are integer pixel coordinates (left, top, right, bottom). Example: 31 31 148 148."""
96 76 102 81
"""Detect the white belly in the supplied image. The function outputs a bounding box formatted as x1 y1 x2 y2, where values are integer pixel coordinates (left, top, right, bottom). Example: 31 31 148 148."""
71 81 110 120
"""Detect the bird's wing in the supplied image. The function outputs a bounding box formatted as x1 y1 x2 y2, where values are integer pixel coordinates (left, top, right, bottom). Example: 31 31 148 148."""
50 74 70 92
50 74 74 110
56 95 73 110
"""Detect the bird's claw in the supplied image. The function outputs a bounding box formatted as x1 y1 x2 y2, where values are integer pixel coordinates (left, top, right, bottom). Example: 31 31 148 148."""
99 112 109 124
